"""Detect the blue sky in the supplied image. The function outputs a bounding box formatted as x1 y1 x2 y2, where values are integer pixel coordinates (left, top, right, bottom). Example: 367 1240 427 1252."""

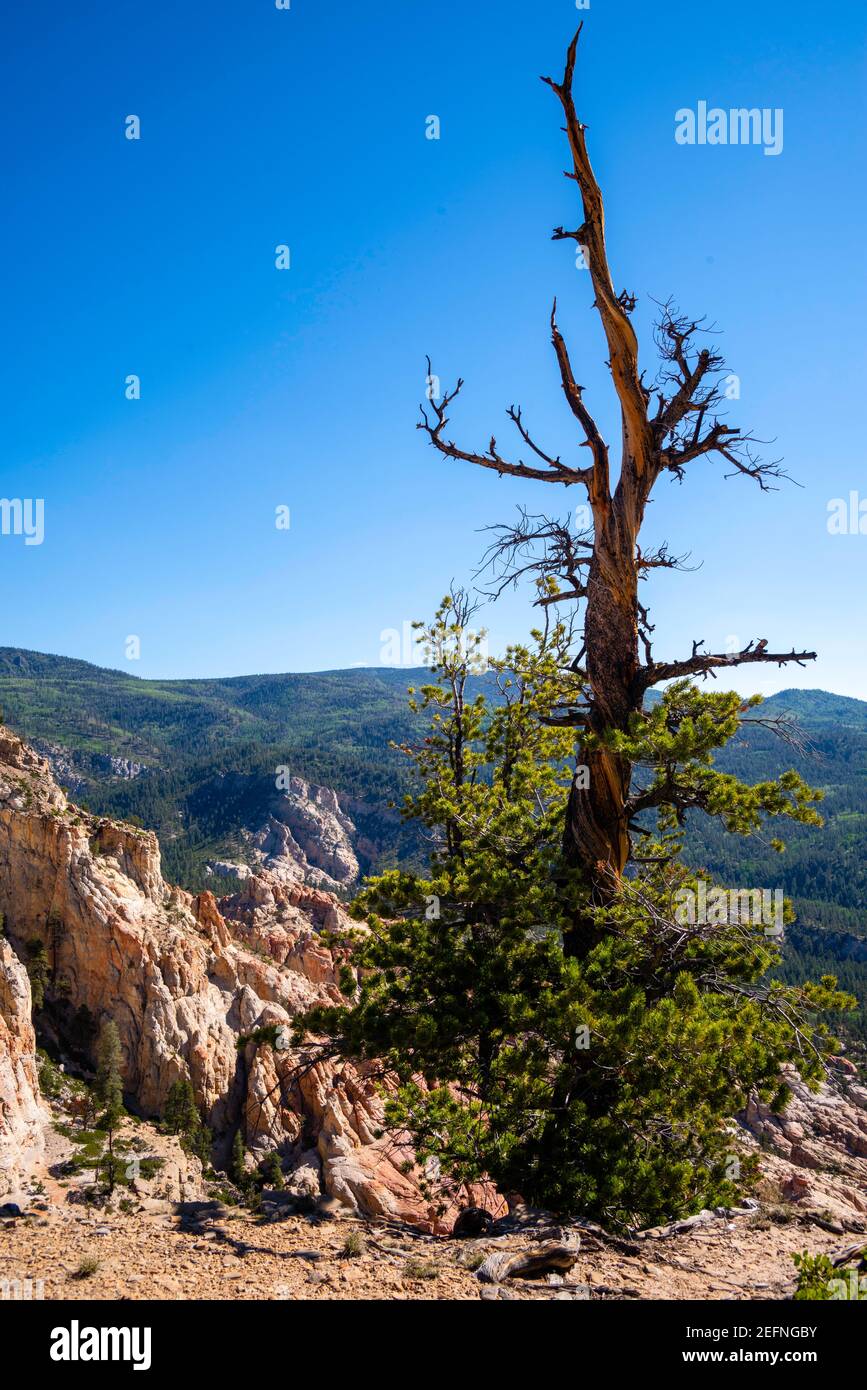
2 0 865 695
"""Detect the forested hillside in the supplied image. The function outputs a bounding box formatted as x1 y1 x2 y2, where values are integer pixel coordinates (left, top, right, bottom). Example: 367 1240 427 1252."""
2 647 865 1045
0 648 429 887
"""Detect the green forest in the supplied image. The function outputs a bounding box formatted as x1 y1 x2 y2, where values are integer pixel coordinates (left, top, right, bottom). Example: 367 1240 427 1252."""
2 646 866 1051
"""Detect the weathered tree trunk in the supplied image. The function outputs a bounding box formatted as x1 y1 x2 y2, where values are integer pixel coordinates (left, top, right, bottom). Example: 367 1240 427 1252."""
418 25 817 930
566 550 638 894
561 496 643 955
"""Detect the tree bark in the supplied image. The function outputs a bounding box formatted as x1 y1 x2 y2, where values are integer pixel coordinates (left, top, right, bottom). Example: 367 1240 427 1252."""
566 530 639 895
418 25 817 939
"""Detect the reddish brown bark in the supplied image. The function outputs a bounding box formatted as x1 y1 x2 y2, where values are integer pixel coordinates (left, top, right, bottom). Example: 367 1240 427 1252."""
419 26 815 918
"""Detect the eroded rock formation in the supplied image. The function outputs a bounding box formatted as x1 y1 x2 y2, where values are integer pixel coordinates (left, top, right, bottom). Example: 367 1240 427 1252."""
740 1060 867 1229
0 937 47 1196
0 727 486 1229
249 775 360 889
203 770 360 891
1 724 864 1238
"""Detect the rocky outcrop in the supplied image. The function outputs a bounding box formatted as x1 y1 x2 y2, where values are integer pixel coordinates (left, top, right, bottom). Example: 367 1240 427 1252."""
0 937 47 1196
219 872 348 949
31 738 146 800
3 723 863 1239
0 726 487 1229
740 1061 867 1229
202 771 360 891
206 861 252 882
243 776 359 889
0 731 326 1124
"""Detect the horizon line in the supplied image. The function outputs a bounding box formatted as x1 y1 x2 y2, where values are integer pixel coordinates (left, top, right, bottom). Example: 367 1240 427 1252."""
0 643 862 706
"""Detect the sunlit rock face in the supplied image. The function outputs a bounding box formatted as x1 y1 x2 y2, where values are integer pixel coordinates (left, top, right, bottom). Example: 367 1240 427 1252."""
0 726 497 1228
0 937 46 1197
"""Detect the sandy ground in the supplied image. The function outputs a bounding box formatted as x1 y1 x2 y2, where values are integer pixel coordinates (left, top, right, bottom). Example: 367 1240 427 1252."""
1 1094 859 1303
1 1181 849 1302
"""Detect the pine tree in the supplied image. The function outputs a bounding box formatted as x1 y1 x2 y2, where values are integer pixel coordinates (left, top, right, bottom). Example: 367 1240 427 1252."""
185 1118 212 1167
231 1128 247 1188
95 1020 125 1192
25 939 49 1013
296 27 853 1228
163 1079 198 1135
297 597 852 1229
95 1021 124 1118
417 27 818 944
162 1078 212 1165
264 1151 284 1190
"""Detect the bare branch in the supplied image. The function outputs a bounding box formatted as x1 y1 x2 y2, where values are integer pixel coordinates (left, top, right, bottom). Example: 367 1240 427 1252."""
737 712 817 760
650 301 790 490
418 358 592 487
635 541 694 574
506 403 565 472
638 640 818 693
476 508 592 605
652 303 722 435
542 25 655 495
549 301 610 505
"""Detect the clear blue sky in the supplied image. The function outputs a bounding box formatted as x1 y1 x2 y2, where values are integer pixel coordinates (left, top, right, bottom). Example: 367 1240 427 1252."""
2 0 865 695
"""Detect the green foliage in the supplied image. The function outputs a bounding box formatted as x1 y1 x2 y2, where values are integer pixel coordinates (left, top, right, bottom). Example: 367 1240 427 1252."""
297 599 853 1230
628 683 823 839
162 1078 198 1134
162 1078 212 1163
793 1249 866 1300
773 939 867 1082
36 1048 64 1098
55 1126 107 1175
25 938 49 1012
230 1128 248 1187
341 1230 364 1258
0 649 435 890
2 646 867 1041
263 1151 284 1190
94 1021 125 1148
96 1149 127 1194
236 1024 283 1051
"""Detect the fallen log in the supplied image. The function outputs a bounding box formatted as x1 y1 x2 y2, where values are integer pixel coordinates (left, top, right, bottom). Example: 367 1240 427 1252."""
475 1241 580 1284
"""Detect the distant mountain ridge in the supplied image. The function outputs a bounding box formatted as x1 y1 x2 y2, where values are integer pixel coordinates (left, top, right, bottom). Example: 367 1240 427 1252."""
2 644 864 758
2 645 867 1049
0 647 865 909
0 648 469 889
0 646 428 761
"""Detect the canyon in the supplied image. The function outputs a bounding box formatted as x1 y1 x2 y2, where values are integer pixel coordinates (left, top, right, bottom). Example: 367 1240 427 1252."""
1 721 866 1299
0 725 490 1229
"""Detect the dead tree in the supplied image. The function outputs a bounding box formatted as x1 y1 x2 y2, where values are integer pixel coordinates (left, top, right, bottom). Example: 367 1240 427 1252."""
418 26 815 913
